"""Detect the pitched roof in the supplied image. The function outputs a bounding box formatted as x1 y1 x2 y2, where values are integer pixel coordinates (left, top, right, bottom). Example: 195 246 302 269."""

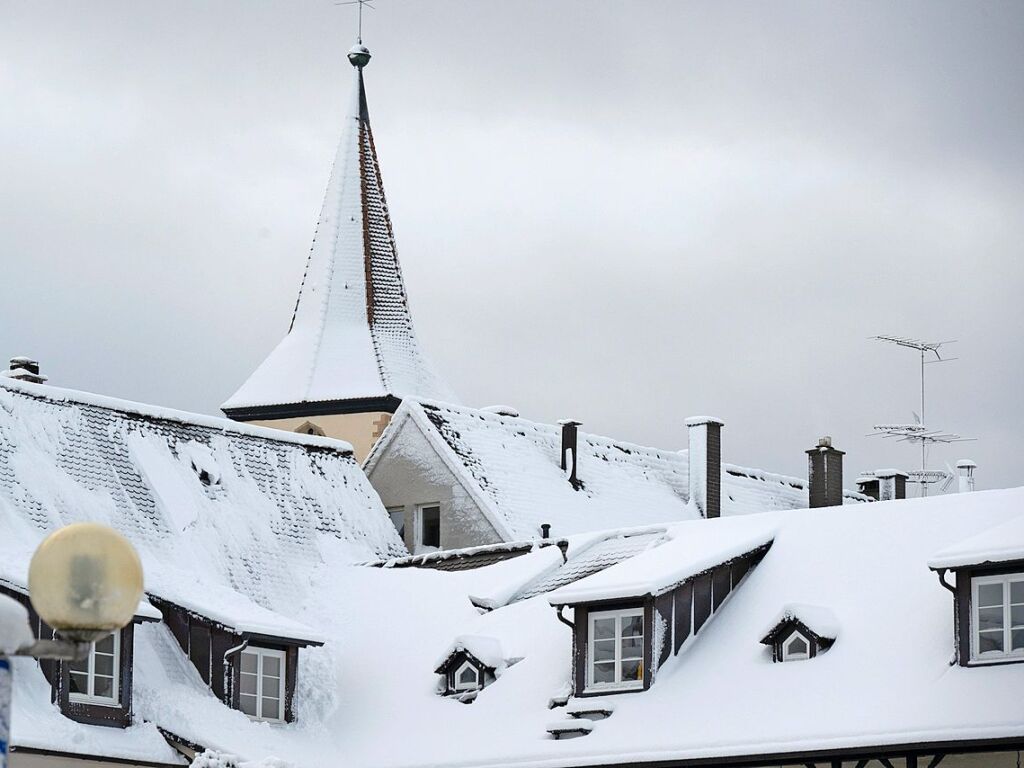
365 399 870 542
222 50 456 415
928 511 1024 570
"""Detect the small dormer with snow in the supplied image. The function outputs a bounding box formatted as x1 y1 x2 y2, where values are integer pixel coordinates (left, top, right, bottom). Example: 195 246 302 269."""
929 515 1024 667
434 636 508 702
149 592 324 723
760 605 838 662
548 523 774 697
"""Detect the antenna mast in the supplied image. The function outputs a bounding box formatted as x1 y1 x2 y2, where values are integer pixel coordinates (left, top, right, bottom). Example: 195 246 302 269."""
868 336 974 497
336 0 376 43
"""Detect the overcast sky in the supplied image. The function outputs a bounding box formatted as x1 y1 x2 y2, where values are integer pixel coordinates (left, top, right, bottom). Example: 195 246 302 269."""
2 1 1022 492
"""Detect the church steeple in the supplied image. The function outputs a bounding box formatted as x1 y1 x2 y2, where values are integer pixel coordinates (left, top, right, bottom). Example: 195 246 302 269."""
223 43 457 458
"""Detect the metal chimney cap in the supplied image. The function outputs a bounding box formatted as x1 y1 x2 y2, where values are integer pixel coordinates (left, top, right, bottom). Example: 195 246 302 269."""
557 418 583 427
817 436 833 448
956 459 978 469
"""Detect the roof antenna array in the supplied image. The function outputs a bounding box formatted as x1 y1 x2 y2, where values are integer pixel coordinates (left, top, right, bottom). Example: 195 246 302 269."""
867 336 975 497
336 0 376 43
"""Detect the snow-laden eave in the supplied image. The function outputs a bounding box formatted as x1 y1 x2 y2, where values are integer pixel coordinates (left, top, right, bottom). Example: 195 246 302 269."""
0 377 355 454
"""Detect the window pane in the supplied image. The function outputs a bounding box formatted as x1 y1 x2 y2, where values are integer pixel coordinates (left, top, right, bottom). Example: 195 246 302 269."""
240 673 257 695
592 662 615 684
262 655 281 678
979 606 1004 631
240 693 258 716
421 506 441 548
786 636 808 655
621 615 644 638
70 671 89 695
593 639 615 662
95 634 115 655
1012 580 1024 604
262 697 281 720
621 658 643 681
458 666 477 685
593 618 616 640
388 509 405 538
978 582 1004 608
69 655 89 675
95 653 115 677
1011 605 1024 628
93 675 114 699
1012 629 1024 652
979 630 1004 653
620 637 643 658
240 652 258 674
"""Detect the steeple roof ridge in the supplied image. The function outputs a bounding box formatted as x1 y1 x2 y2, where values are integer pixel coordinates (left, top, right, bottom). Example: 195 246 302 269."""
224 45 457 417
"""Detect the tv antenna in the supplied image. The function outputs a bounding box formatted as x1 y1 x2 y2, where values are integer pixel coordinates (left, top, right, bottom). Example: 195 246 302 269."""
868 336 974 496
336 0 376 43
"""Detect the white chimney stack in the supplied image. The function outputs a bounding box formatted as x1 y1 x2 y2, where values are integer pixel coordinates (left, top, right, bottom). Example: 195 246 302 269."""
956 459 977 493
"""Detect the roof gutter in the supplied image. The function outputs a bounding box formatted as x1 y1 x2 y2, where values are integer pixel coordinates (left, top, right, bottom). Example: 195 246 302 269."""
222 638 249 705
934 568 957 595
554 604 575 631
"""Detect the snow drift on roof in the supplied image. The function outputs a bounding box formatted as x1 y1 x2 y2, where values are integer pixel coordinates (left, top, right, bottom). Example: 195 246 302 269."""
928 511 1024 570
760 603 840 642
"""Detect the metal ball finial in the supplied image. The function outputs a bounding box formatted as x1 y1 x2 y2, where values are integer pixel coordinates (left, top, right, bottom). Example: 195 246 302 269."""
348 43 371 68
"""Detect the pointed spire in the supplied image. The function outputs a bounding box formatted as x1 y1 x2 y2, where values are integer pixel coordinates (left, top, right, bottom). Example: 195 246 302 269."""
223 44 457 419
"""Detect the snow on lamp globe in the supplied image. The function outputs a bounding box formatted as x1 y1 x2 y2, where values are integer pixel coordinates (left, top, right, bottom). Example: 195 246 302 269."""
27 522 143 642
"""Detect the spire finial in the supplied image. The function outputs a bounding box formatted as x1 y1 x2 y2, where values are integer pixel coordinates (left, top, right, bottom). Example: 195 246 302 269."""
337 0 375 65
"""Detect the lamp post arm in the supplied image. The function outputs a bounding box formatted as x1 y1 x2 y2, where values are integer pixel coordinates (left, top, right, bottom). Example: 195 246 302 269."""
13 639 90 661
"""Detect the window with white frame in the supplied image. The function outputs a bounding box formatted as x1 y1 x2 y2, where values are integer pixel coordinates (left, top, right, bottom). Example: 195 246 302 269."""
387 506 405 539
781 630 811 661
587 608 644 691
69 632 120 705
239 646 286 722
416 504 441 551
454 660 480 691
972 574 1024 662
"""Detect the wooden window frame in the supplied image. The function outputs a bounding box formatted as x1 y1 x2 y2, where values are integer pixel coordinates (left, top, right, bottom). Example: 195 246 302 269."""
68 632 120 706
970 573 1024 664
781 629 811 662
453 660 480 691
239 646 288 723
415 503 442 552
586 607 645 693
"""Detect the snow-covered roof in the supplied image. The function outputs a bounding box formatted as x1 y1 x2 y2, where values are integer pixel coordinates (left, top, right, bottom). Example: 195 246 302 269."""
547 516 776 604
0 375 404 762
760 603 840 642
366 400 869 542
928 512 1024 570
433 635 507 672
222 57 455 414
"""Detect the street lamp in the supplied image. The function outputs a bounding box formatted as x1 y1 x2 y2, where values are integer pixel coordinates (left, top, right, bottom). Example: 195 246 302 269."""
0 523 143 768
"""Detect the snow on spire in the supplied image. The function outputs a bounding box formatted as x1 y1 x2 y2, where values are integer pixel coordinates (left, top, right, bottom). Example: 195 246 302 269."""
223 45 457 416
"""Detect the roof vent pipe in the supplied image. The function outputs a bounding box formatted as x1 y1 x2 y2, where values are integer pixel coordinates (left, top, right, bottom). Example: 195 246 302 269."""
807 436 844 508
686 417 724 519
558 420 583 490
3 356 48 385
540 523 551 539
957 460 977 493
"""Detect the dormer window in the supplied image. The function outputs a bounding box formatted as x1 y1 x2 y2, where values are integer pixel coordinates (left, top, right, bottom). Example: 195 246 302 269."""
434 636 506 701
587 608 644 691
971 574 1024 662
239 646 287 722
760 604 837 663
69 632 120 705
781 630 810 662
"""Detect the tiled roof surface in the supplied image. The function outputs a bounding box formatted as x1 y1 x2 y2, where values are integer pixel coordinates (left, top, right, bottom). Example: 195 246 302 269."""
223 66 456 412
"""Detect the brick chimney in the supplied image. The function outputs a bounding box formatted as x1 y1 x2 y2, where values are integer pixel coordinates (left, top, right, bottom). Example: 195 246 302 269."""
876 469 908 501
686 417 724 519
3 356 47 385
558 419 583 490
807 436 844 508
957 459 977 493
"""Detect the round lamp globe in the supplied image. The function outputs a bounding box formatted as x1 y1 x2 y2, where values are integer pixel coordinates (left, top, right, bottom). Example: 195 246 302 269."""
28 523 144 642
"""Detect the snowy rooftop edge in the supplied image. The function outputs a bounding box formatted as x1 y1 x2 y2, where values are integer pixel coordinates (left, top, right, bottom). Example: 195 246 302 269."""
0 377 356 454
928 512 1024 570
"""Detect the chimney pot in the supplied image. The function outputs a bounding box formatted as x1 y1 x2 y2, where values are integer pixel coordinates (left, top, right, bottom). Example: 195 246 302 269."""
806 437 845 508
4 356 47 385
956 459 977 493
686 416 724 519
558 419 583 490
541 523 551 539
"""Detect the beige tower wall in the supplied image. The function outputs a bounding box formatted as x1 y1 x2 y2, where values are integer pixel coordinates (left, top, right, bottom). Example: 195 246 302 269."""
247 411 392 462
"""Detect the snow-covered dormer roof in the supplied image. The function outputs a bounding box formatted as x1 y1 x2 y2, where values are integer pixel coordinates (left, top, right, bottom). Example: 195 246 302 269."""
223 48 456 418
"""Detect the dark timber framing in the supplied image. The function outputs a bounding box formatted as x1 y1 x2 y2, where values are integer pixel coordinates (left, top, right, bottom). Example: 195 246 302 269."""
932 557 1024 667
760 617 835 662
560 543 772 697
222 394 401 422
434 649 496 697
150 595 322 722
